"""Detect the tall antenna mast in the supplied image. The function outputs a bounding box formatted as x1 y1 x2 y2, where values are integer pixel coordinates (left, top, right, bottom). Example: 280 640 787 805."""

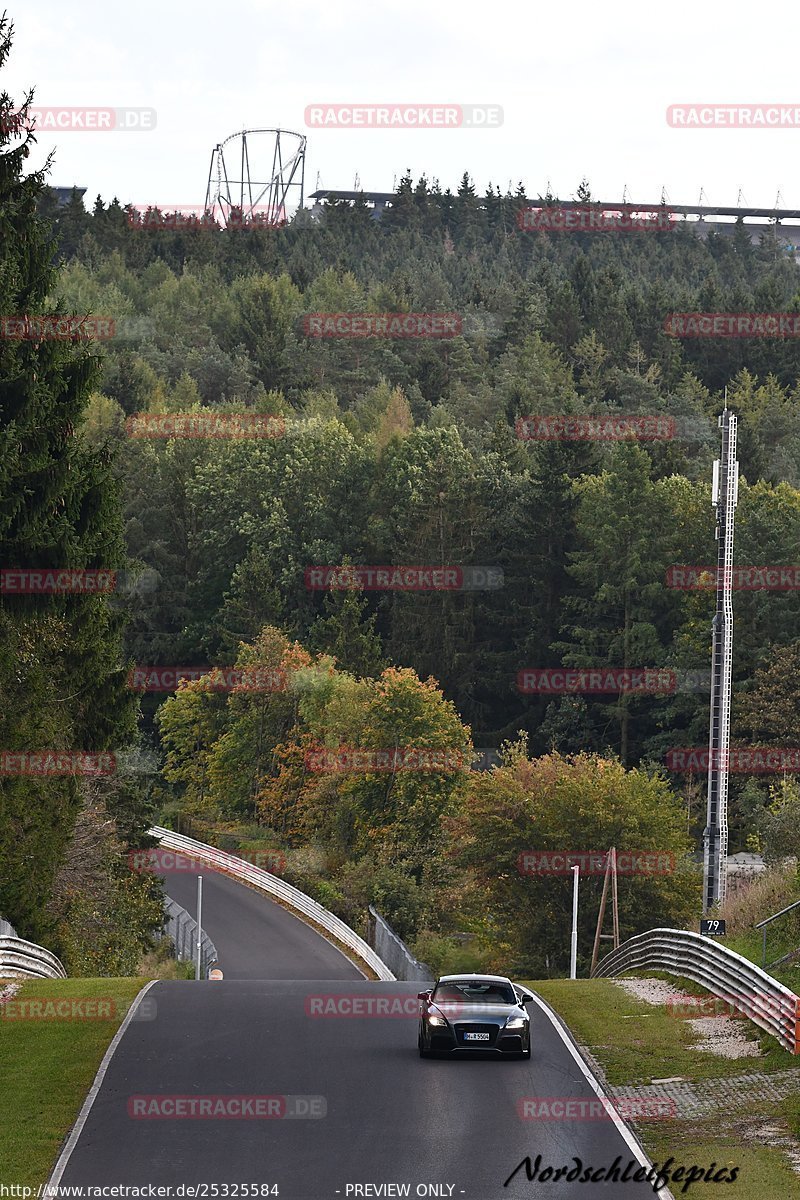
703 402 738 913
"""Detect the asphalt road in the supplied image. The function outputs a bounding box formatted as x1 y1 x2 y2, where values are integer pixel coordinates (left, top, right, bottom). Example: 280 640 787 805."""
162 865 363 980
53 870 670 1196
57 980 665 1197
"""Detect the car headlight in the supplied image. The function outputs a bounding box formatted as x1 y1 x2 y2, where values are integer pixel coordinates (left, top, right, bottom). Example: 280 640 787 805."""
505 1016 527 1029
426 1014 448 1026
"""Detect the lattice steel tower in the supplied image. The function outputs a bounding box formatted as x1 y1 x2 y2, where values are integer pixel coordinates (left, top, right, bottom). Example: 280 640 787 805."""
703 408 739 913
204 129 306 227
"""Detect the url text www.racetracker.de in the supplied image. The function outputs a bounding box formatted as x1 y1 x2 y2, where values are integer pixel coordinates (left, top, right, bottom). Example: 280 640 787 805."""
503 1155 740 1194
0 1189 278 1198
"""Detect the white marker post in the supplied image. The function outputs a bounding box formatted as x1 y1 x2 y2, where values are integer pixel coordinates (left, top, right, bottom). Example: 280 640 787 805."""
570 864 579 979
195 875 203 981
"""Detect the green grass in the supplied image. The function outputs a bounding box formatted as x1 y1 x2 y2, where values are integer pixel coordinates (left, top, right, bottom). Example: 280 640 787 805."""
721 928 800 992
529 978 793 1084
780 1092 800 1140
526 978 800 1195
645 1129 800 1199
0 977 146 1185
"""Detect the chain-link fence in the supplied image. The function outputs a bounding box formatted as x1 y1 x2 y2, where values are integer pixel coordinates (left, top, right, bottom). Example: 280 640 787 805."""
0 917 18 937
158 896 219 978
367 906 432 981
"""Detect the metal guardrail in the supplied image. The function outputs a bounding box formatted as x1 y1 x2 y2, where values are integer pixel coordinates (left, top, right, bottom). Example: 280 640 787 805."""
367 906 433 981
593 927 800 1053
156 896 219 978
0 936 67 979
148 827 395 981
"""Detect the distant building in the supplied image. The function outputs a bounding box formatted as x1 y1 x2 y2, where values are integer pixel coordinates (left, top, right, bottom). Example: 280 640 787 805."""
310 190 800 250
48 186 87 208
309 189 396 221
726 852 766 878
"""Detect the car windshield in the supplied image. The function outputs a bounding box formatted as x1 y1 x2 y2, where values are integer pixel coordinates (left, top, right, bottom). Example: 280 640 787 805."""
433 981 517 1005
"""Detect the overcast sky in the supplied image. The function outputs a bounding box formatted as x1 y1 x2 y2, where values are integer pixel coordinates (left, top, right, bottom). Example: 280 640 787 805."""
5 0 799 213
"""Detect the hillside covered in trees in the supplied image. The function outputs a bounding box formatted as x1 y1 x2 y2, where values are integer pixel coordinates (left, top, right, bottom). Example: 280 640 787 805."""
7 19 800 971
52 183 800 767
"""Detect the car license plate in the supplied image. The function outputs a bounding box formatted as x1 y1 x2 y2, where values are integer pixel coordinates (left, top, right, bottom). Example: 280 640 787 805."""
463 1032 490 1041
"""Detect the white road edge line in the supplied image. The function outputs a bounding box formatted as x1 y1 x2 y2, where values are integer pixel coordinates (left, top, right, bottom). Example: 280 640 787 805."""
527 990 675 1200
47 979 160 1188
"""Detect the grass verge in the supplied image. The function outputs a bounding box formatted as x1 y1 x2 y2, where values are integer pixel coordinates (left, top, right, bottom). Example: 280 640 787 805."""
721 928 800 992
532 978 791 1083
644 1128 798 1199
0 976 145 1186
529 978 800 1198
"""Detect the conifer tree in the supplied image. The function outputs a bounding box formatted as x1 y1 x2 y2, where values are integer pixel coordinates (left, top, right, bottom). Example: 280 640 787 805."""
0 16 136 937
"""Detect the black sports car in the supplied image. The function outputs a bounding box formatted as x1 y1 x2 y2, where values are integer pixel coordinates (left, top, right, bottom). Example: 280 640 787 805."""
417 973 534 1058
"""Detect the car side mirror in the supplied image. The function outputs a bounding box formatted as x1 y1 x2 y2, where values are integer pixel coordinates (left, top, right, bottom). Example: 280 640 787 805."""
417 990 432 1001
517 987 535 1003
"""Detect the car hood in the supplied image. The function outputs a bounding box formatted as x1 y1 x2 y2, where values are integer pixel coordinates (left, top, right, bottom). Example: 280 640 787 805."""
430 1002 527 1022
